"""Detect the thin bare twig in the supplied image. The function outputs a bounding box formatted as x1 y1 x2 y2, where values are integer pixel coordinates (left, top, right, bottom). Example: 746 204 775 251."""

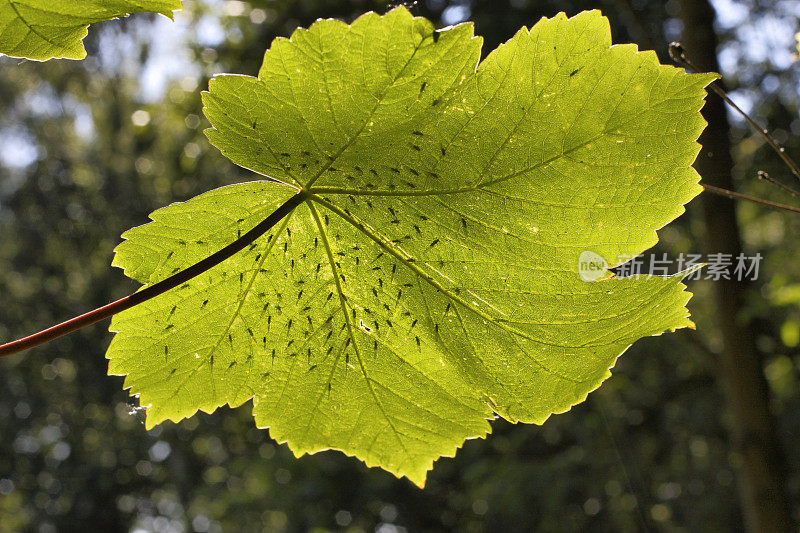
757 170 800 198
670 42 800 185
701 183 800 214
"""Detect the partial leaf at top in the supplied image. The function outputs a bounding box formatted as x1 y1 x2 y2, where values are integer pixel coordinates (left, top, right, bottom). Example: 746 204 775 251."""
0 0 182 61
107 7 716 486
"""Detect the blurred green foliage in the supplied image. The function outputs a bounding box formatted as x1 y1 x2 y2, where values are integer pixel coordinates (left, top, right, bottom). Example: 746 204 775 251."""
1 0 799 531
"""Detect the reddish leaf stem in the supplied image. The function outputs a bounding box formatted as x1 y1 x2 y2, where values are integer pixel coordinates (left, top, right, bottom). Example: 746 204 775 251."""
0 190 305 358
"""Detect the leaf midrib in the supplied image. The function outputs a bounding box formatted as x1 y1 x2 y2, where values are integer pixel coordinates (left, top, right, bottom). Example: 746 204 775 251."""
312 194 592 386
306 63 690 201
304 126 639 200
306 199 408 452
302 25 435 189
307 193 645 353
8 0 67 51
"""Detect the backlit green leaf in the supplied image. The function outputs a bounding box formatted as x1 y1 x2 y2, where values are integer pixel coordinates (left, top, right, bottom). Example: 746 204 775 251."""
0 0 181 61
107 8 715 485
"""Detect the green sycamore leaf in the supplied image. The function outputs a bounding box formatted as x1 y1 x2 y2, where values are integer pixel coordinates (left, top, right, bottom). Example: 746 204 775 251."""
107 7 716 486
0 0 181 61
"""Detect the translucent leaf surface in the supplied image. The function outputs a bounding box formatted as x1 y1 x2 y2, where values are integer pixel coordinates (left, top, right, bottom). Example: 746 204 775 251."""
107 8 716 485
0 0 181 60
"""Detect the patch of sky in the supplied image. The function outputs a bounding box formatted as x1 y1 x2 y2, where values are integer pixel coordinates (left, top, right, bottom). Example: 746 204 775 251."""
713 0 799 72
0 127 39 170
94 8 203 103
711 0 800 125
441 1 471 26
138 11 202 102
126 0 276 102
711 0 748 30
20 85 94 142
736 14 796 70
23 83 62 118
196 14 226 47
0 124 39 201
2 87 97 172
70 103 96 141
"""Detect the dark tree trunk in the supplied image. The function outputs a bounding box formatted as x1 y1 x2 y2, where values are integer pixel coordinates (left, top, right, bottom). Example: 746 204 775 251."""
677 1 793 530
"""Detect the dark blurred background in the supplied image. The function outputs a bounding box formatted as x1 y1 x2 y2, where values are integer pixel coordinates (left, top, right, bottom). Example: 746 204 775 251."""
1 0 800 531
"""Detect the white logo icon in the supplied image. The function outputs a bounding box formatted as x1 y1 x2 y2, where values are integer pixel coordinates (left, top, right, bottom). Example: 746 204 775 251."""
578 251 608 282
